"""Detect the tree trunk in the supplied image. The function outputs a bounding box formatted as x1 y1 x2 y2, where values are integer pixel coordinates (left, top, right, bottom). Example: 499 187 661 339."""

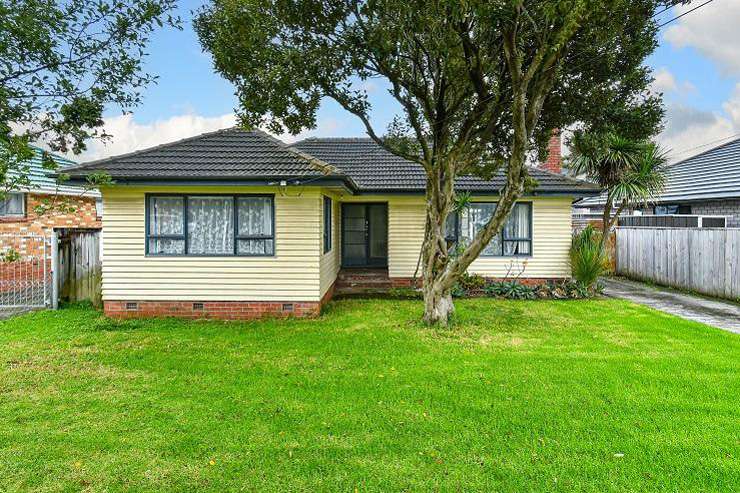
422 279 454 326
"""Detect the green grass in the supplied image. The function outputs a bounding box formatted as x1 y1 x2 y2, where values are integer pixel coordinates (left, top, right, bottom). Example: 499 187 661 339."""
0 299 738 492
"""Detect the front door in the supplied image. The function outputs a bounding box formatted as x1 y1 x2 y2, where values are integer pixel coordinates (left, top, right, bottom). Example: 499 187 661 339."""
341 203 388 267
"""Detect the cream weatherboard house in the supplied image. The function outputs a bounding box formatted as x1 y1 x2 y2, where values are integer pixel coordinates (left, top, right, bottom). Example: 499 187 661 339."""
66 128 598 319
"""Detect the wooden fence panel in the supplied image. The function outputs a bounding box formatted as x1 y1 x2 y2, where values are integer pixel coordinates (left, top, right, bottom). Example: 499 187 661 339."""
58 230 101 306
616 227 740 300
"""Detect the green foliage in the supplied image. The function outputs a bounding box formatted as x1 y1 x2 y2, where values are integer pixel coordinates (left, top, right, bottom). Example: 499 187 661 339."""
1 248 20 263
458 272 486 292
0 300 737 490
1 0 180 198
568 132 668 204
570 225 610 287
195 0 677 323
387 287 422 299
484 281 537 300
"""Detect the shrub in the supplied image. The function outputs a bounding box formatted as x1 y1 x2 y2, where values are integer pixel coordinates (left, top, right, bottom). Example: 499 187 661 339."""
570 225 609 287
458 272 486 292
484 281 537 300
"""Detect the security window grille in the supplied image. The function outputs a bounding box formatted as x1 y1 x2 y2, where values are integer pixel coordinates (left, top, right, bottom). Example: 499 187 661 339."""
146 194 274 256
323 196 332 253
446 202 533 257
0 193 25 217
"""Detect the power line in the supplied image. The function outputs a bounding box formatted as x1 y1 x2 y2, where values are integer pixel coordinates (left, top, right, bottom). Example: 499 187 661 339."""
657 0 716 28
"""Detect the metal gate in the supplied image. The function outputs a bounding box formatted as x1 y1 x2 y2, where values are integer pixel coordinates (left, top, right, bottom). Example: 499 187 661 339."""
0 233 53 309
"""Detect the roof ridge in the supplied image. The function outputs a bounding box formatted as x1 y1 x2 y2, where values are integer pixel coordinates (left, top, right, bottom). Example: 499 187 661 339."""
67 126 243 171
248 129 340 176
669 135 740 169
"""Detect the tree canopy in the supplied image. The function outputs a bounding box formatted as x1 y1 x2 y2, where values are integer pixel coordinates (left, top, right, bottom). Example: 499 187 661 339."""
195 0 683 324
1 0 180 194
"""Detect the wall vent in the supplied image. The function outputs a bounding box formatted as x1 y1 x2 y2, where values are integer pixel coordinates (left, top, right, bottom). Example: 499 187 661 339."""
282 303 294 312
193 302 204 311
125 302 138 311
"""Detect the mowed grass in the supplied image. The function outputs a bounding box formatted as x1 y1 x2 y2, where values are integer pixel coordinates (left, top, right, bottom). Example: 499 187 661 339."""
0 299 738 492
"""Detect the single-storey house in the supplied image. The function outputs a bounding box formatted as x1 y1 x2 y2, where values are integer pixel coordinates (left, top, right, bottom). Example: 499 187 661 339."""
575 137 740 227
65 128 598 319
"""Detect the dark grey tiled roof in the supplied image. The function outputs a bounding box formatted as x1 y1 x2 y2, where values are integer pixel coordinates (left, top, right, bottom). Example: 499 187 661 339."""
67 127 598 195
66 128 334 180
293 137 599 194
578 137 740 207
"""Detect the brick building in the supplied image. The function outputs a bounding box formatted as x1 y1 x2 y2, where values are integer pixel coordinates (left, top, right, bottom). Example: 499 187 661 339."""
0 147 101 257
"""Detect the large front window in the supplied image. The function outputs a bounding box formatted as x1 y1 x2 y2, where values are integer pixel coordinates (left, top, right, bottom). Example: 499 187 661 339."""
146 194 274 256
447 202 532 256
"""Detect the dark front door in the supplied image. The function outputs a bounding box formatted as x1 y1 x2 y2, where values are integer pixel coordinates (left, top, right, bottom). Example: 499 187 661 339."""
342 203 388 267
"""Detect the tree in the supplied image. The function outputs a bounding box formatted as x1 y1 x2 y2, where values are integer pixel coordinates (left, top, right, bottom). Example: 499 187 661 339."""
195 0 678 326
1 0 180 208
568 132 668 249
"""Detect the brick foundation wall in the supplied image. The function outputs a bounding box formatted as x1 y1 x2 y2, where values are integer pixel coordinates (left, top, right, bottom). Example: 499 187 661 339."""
106 281 338 321
105 300 323 320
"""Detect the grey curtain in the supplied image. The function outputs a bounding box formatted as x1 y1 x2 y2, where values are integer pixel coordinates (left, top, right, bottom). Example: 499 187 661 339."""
503 204 531 255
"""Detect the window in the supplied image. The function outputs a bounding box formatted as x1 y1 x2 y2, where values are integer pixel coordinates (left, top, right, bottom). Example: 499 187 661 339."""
447 202 532 257
95 197 104 218
654 204 691 215
0 193 25 217
146 194 274 256
323 196 332 253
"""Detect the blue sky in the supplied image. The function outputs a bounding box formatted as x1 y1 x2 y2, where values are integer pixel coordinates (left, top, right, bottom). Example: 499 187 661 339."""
83 1 740 163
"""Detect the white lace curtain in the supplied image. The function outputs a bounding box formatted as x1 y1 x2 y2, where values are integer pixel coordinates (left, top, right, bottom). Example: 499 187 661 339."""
237 197 273 255
148 195 274 255
188 197 234 255
149 197 185 254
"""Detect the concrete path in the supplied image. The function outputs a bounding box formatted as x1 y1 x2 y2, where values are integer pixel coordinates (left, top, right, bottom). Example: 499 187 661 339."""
602 278 740 334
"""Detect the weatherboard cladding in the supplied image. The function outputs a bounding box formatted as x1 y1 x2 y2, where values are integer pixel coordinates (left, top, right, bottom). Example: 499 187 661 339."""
66 127 598 195
579 137 740 207
10 147 100 197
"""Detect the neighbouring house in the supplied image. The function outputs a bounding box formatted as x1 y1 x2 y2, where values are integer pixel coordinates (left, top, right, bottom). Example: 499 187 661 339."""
65 128 598 320
0 146 101 257
574 137 740 227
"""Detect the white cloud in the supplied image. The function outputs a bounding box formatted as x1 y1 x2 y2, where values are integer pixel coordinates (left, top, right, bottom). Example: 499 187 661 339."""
663 2 740 75
75 112 344 162
651 67 695 96
80 112 238 161
656 83 740 162
652 67 678 93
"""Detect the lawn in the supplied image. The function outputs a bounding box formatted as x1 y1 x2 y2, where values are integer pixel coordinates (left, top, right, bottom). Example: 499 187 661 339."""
0 299 738 492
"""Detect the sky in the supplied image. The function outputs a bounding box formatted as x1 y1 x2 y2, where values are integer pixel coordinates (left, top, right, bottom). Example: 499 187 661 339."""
78 0 738 164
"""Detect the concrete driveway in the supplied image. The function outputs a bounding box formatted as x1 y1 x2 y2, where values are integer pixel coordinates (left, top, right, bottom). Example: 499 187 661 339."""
4 277 737 331
602 278 740 334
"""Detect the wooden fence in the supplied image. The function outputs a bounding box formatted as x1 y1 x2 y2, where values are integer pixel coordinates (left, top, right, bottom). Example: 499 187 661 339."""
56 229 102 307
615 227 740 300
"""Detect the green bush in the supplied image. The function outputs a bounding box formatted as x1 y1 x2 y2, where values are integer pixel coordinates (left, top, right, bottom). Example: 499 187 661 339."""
570 225 609 287
484 281 537 300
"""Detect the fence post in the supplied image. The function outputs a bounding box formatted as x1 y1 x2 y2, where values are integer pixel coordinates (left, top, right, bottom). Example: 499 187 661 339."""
51 229 59 310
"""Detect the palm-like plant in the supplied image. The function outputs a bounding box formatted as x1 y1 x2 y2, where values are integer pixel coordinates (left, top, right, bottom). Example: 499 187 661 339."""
569 132 668 250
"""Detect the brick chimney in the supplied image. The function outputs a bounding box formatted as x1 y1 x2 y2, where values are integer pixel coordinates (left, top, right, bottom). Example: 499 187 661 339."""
539 130 562 174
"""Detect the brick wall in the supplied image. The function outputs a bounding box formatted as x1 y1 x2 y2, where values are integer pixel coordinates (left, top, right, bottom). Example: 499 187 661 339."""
0 193 101 257
104 300 323 320
539 131 562 174
689 199 740 227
